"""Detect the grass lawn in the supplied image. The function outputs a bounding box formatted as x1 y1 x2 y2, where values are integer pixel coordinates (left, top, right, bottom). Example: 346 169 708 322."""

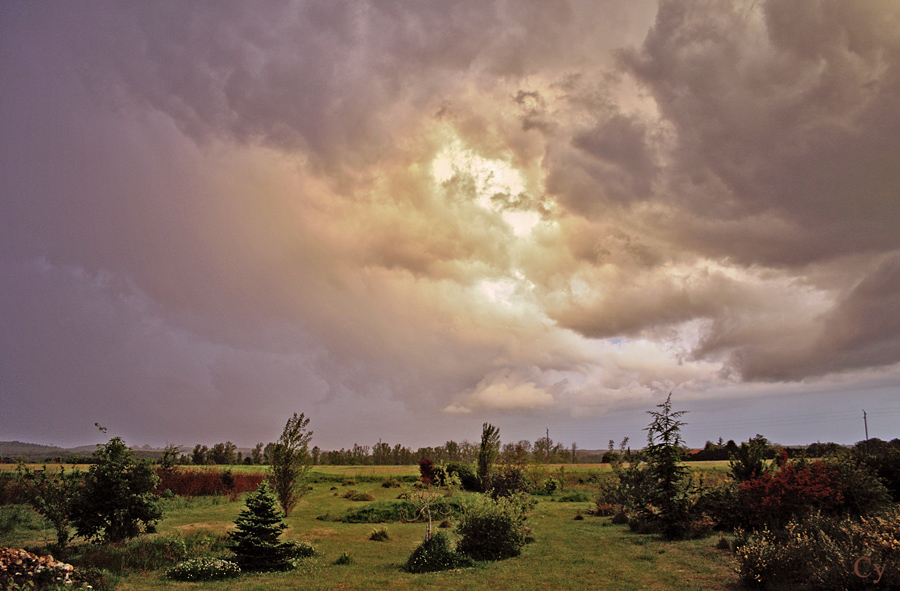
1 466 743 591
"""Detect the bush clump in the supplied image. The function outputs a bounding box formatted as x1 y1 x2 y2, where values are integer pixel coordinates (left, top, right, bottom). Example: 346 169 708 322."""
343 490 375 502
340 497 468 523
736 458 892 530
456 493 535 561
405 532 473 573
445 463 480 492
164 558 241 581
735 511 900 590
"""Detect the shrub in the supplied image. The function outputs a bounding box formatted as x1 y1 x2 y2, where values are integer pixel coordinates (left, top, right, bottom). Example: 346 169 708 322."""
830 458 893 517
404 532 473 573
445 463 480 492
341 500 418 523
692 482 743 531
738 460 846 530
735 511 900 590
334 551 353 565
557 491 591 503
340 497 468 523
489 466 530 499
729 434 773 482
71 436 162 543
369 527 389 541
0 472 28 505
16 465 81 551
164 558 241 581
285 540 317 557
542 478 560 495
154 468 265 497
456 493 535 561
381 478 402 488
78 535 189 575
855 441 900 502
76 566 120 591
343 490 375 502
228 482 295 572
419 458 437 486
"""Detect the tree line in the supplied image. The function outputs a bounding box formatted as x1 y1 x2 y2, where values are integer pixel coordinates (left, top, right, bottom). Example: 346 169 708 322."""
177 434 579 466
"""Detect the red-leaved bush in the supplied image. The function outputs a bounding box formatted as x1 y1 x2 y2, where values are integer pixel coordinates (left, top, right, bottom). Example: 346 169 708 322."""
154 468 264 498
738 461 844 529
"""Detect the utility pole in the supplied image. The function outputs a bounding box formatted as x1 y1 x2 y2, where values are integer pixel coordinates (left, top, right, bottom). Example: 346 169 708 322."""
546 427 550 463
863 410 869 455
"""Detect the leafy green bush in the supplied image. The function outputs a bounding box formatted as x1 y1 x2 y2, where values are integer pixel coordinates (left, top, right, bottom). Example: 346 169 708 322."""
285 540 317 557
78 535 188 574
735 511 900 589
489 466 530 499
445 463 480 492
71 436 162 543
369 527 389 541
340 498 468 523
556 491 591 503
75 566 120 591
164 558 241 581
404 532 473 573
343 490 375 502
456 493 535 561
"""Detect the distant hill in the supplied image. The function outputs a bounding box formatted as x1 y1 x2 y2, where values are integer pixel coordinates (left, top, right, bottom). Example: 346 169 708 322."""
0 441 74 460
0 441 174 462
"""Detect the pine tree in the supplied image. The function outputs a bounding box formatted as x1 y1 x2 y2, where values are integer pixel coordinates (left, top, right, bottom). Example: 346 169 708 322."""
229 482 295 571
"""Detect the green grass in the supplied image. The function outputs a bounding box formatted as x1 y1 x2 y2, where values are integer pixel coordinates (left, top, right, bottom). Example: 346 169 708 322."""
0 464 741 590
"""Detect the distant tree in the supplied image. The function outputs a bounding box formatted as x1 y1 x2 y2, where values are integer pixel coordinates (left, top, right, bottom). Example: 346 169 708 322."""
477 423 501 492
729 434 772 482
192 444 209 465
210 442 237 465
268 412 313 516
251 443 264 465
71 436 162 543
159 443 181 472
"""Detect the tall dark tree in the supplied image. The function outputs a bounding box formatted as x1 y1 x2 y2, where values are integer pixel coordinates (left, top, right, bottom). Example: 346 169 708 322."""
477 423 501 492
643 392 691 539
229 482 295 571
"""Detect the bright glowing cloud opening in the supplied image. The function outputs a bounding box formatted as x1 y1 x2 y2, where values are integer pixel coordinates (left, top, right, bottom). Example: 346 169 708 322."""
431 138 539 236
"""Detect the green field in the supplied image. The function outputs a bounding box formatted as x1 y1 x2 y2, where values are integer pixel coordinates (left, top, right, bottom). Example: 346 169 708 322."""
1 463 742 590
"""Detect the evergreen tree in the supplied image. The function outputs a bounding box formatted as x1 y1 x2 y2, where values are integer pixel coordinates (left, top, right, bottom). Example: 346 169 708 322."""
643 392 690 539
229 482 296 571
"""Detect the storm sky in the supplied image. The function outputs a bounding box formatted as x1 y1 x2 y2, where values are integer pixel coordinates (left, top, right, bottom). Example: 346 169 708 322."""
2 1 900 451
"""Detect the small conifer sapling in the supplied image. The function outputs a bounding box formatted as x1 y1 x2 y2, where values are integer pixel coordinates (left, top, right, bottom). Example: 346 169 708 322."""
229 482 296 571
